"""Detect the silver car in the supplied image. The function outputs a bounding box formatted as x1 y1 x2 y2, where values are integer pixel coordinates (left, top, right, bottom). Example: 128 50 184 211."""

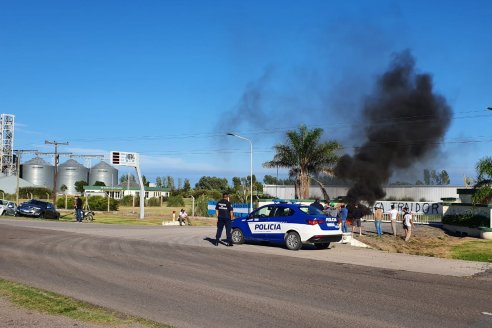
0 200 17 216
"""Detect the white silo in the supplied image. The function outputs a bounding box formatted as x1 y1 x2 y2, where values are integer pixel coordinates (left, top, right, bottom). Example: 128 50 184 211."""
89 161 118 186
21 157 55 190
57 159 89 194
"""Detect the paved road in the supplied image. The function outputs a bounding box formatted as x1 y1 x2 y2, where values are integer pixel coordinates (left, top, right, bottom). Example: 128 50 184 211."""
1 219 491 328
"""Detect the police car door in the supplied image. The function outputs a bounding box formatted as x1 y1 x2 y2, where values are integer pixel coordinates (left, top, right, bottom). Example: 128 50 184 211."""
247 205 276 241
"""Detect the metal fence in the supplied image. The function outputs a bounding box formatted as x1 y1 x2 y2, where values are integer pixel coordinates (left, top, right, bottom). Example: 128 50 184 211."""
363 213 442 225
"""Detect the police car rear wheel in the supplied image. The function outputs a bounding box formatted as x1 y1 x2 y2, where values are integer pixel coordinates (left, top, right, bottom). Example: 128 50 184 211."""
231 228 245 244
285 231 302 251
314 243 330 249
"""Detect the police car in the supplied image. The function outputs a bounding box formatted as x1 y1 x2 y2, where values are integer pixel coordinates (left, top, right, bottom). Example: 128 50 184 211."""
231 201 342 250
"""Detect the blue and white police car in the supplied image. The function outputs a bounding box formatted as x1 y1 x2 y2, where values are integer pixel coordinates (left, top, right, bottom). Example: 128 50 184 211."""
231 201 342 250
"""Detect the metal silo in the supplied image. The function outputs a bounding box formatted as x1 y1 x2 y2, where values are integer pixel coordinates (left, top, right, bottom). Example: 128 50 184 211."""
57 159 89 195
21 157 55 190
89 161 118 186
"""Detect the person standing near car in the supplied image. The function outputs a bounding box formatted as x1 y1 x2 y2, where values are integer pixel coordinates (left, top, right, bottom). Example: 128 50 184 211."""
350 203 363 236
388 205 400 236
75 196 83 222
339 203 348 233
215 193 234 246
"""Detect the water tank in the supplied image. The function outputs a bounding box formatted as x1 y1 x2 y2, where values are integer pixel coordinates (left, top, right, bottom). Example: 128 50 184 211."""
57 159 89 195
89 161 118 186
21 157 54 190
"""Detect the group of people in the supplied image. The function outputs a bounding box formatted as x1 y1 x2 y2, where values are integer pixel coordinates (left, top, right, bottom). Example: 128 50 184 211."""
311 198 415 241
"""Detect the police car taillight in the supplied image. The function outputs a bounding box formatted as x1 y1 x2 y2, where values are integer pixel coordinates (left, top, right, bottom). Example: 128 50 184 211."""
306 219 323 225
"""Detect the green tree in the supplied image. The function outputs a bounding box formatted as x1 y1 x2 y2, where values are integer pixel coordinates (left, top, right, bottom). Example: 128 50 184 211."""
263 175 279 184
156 176 162 187
74 181 87 193
439 170 450 185
232 177 242 191
94 181 106 186
263 125 341 199
183 179 191 192
472 157 492 204
195 176 229 191
424 169 431 185
167 176 175 191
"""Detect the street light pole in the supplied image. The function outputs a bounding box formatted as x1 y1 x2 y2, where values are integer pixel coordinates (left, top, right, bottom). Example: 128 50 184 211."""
227 133 253 213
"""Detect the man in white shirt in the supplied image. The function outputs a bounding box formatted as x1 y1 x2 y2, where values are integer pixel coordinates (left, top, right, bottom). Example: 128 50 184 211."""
389 205 399 236
402 206 415 242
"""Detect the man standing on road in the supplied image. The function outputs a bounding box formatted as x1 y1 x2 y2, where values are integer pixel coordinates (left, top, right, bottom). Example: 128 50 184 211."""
215 193 234 246
75 196 83 223
374 206 383 237
339 204 348 233
402 206 415 242
388 205 400 236
350 203 363 236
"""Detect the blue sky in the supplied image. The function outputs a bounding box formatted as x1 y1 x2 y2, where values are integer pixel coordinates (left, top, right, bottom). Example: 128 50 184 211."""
1 0 491 186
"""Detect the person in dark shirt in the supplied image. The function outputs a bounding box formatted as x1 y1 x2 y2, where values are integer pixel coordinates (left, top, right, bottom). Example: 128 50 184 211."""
75 196 83 223
215 193 234 246
350 203 364 236
310 197 324 211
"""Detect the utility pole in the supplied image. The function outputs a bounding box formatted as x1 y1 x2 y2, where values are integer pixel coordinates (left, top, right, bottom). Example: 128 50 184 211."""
44 140 69 204
13 149 38 205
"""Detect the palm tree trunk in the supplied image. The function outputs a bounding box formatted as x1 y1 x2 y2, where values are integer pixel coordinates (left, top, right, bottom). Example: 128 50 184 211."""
299 172 310 199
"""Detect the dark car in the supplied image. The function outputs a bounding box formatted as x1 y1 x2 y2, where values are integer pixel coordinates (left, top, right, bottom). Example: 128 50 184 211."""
17 199 60 219
0 199 17 216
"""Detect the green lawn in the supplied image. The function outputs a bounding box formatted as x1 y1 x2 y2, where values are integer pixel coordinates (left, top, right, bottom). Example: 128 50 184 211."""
0 278 172 327
451 240 492 262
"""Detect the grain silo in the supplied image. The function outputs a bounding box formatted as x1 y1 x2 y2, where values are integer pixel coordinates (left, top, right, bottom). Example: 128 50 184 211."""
21 157 55 190
89 161 118 186
57 159 89 194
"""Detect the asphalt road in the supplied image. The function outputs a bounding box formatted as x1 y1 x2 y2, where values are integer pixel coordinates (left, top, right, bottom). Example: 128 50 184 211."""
0 219 491 328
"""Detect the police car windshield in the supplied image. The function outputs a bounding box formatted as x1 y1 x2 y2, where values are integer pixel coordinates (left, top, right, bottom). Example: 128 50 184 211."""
302 205 325 216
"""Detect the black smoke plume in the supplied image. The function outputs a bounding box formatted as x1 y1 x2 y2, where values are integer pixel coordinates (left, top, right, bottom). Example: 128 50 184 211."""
334 50 452 205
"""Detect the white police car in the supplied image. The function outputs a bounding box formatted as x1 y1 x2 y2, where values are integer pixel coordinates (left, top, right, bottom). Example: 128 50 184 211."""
231 201 342 250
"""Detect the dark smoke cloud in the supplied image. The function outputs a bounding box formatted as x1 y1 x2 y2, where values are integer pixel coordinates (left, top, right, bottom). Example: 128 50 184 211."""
334 50 452 205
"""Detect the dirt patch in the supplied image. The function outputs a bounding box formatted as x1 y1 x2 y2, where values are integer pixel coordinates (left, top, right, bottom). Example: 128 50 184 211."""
356 222 483 259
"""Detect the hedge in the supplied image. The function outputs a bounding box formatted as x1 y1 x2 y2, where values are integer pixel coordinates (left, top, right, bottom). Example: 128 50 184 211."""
442 214 489 228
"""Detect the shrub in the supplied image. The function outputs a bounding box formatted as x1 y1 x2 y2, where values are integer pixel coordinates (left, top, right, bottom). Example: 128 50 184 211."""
147 197 161 207
118 195 135 207
195 194 213 217
167 195 184 207
442 214 489 228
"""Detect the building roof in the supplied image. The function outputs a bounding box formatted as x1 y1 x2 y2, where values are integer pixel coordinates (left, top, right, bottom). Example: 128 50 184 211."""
83 185 170 192
0 175 36 194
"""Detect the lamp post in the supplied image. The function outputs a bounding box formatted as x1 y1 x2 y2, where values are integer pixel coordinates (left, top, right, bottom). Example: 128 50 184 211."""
227 133 253 213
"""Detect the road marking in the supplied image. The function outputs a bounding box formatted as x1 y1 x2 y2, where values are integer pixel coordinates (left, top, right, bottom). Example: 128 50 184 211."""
481 312 492 316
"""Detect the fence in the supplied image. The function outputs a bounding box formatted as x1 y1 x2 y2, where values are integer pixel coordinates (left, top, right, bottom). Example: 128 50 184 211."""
363 213 442 225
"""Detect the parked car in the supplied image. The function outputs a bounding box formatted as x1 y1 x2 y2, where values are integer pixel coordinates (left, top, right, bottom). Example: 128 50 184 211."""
231 200 343 250
17 199 60 219
0 200 17 216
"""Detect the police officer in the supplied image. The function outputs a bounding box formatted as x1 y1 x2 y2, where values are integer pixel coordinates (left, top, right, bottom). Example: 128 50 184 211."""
215 193 234 246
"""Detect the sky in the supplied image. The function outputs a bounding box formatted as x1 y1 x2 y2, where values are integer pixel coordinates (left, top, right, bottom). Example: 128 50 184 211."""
1 0 491 187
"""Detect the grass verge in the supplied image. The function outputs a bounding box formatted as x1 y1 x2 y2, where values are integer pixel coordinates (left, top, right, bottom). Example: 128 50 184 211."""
0 278 172 328
451 240 492 262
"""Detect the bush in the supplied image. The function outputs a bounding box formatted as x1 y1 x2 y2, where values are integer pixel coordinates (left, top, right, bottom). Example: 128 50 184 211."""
195 194 213 217
118 195 135 207
56 196 118 211
167 195 184 207
147 197 161 207
442 214 489 228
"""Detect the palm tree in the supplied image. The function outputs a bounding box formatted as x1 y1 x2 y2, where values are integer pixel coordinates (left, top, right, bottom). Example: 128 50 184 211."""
473 157 492 204
263 125 341 199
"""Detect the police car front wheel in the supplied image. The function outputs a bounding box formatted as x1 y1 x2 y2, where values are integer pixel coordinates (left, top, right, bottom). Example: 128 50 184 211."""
231 228 245 244
285 231 302 251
